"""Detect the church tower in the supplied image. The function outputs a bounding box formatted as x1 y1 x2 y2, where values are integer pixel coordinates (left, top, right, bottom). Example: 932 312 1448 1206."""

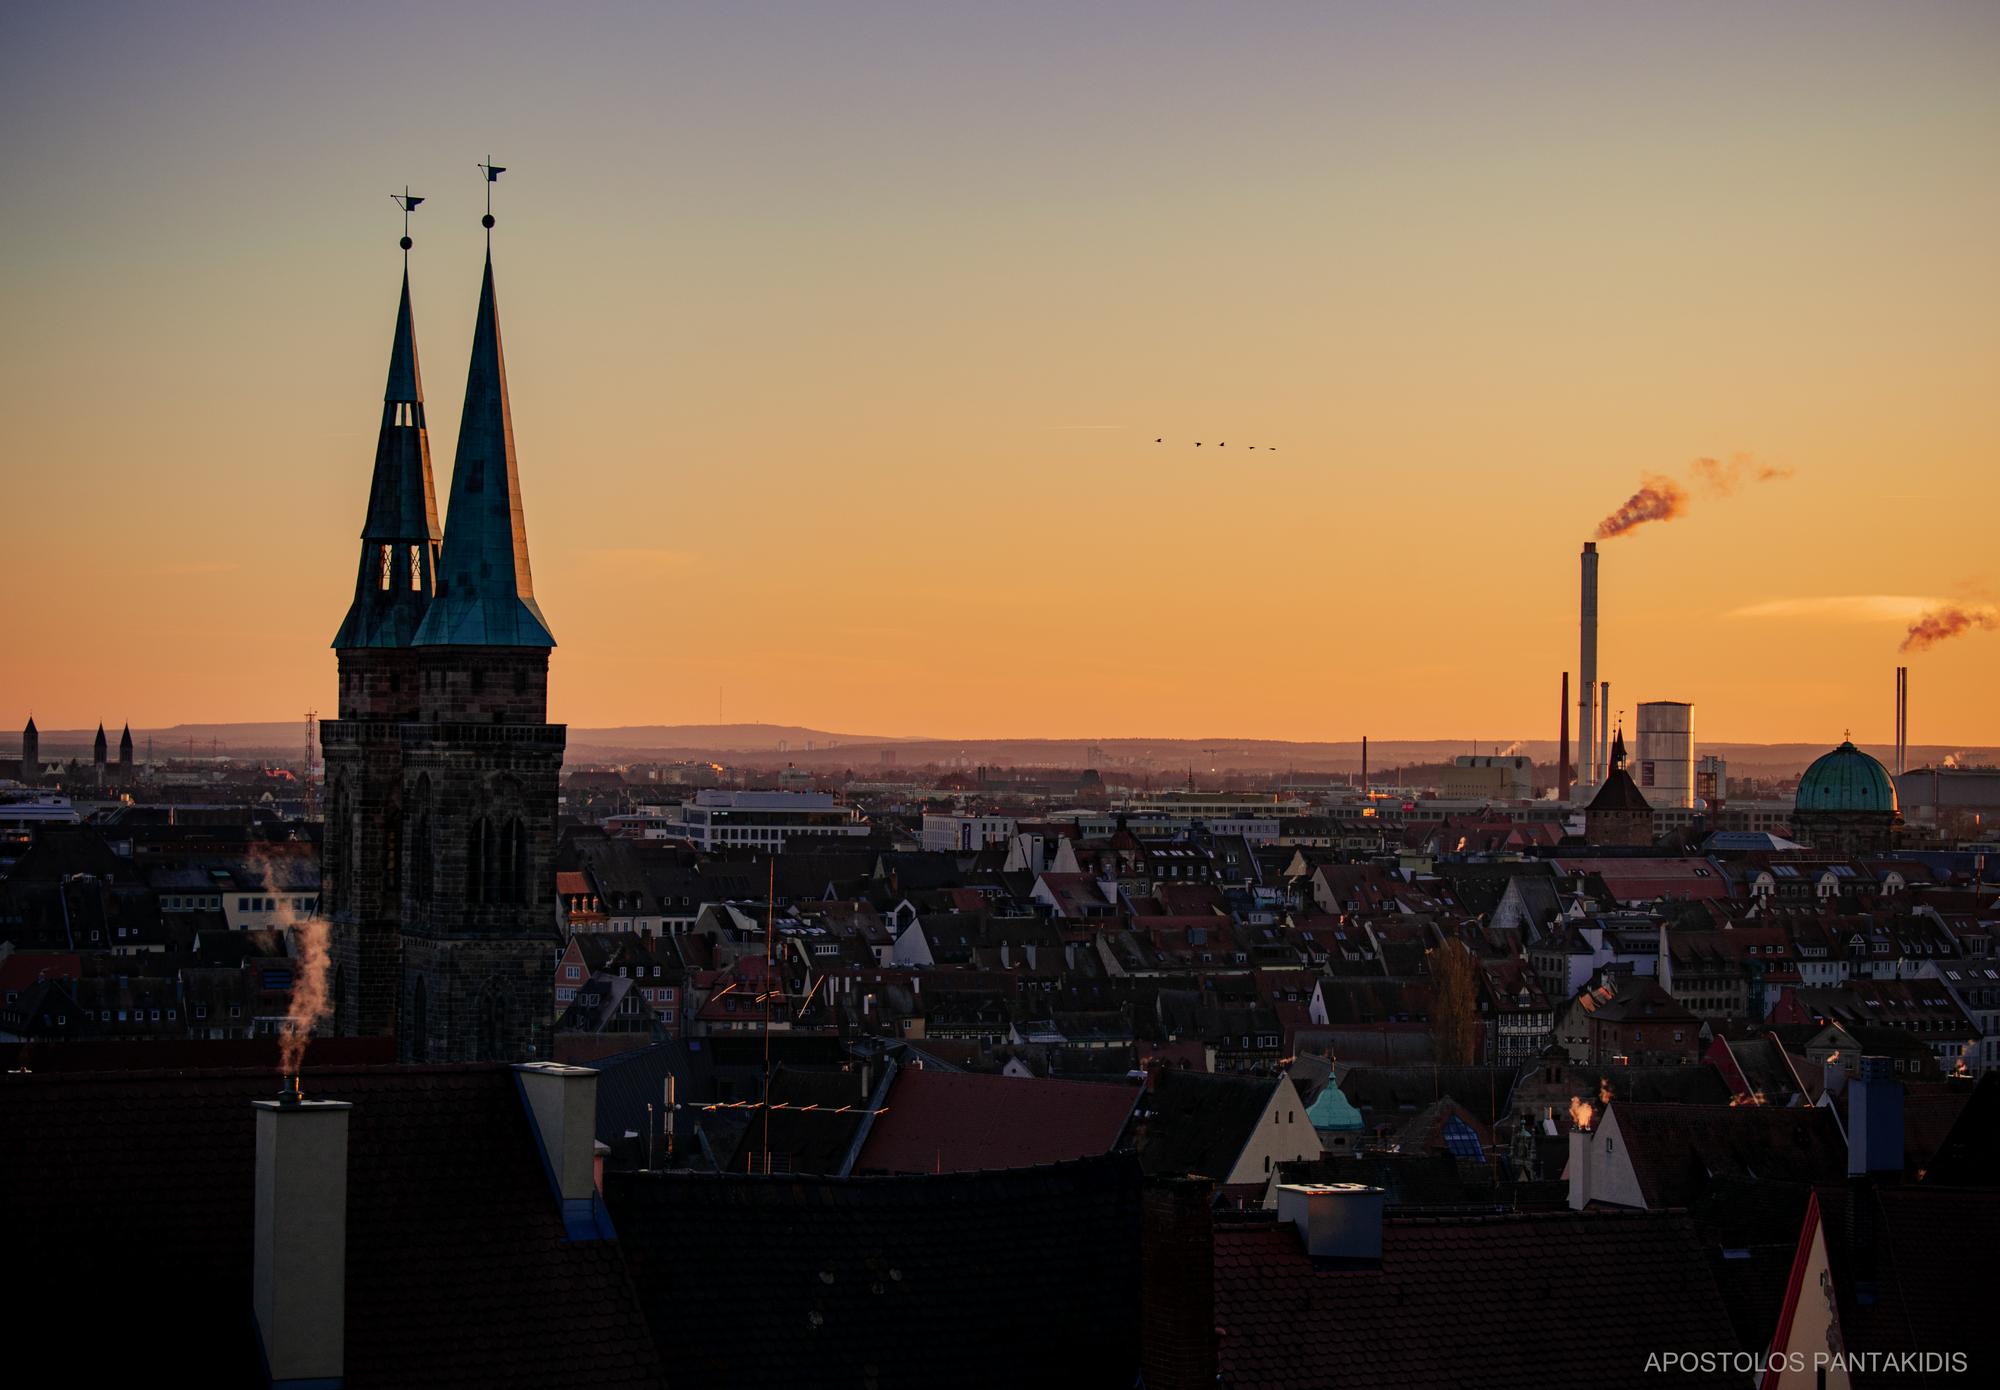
118 723 133 772
21 716 37 784
93 723 107 768
398 199 563 1064
325 233 442 1043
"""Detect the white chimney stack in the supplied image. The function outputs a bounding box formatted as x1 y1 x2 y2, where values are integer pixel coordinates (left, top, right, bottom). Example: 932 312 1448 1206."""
515 1062 605 1238
1567 1125 1593 1209
1276 1182 1383 1262
253 1096 351 1386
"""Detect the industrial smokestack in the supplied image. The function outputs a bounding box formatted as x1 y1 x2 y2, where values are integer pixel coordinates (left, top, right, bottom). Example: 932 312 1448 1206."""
1599 682 1611 777
1361 735 1368 792
1895 667 1908 776
1579 544 1598 785
1558 673 1572 802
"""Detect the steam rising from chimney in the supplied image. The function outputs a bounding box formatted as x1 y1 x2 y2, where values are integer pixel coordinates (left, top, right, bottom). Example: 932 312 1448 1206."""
1900 603 1999 653
252 845 332 1077
1594 454 1794 540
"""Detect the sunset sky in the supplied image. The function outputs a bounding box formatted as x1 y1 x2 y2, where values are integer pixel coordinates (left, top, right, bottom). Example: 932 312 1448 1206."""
3 1 1996 745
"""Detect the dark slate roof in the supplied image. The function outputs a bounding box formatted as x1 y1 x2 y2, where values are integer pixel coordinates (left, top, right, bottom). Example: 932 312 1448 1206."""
1213 1208 1743 1388
335 268 443 650
1588 766 1654 814
1609 1102 1846 1208
854 1068 1138 1174
0 1065 660 1387
413 253 555 649
1813 1184 2000 1388
606 1155 1142 1389
1924 1071 2000 1184
1338 1065 1520 1131
1138 1070 1276 1181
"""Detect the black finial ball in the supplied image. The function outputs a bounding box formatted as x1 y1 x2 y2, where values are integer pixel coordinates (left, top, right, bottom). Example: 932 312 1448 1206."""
399 235 413 250
482 213 495 229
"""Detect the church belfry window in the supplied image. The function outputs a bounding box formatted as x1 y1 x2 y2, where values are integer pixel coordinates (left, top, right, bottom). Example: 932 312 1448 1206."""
379 543 393 591
410 544 422 591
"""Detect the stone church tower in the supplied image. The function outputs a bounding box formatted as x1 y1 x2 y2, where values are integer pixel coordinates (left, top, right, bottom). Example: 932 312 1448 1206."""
326 223 562 1064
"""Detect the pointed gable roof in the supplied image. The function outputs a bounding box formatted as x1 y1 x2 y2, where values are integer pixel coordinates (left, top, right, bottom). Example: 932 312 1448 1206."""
334 267 443 649
414 253 555 649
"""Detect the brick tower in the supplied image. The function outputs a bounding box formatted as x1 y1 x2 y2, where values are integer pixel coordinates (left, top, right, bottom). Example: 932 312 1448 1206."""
325 253 442 1043
400 231 563 1065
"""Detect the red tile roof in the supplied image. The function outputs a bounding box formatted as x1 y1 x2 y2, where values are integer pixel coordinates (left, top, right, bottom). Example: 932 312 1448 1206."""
1213 1208 1743 1388
855 1067 1139 1174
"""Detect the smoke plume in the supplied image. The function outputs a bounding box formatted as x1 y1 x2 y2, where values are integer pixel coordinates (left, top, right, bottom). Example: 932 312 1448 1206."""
252 844 332 1076
1690 454 1795 495
1594 475 1686 539
1596 453 1794 540
1900 604 1999 653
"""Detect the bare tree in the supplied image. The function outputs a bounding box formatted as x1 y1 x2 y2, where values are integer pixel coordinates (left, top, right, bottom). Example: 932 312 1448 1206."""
1428 939 1480 1067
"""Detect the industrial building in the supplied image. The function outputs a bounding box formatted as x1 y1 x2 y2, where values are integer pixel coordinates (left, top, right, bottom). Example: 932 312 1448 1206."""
1441 756 1535 802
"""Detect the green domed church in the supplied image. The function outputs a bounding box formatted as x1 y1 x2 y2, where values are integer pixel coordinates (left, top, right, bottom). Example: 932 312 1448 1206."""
1791 740 1900 854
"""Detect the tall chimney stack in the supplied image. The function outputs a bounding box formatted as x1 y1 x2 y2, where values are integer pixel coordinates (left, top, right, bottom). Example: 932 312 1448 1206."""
1361 735 1368 792
1558 673 1572 802
252 1095 351 1386
1579 544 1598 785
1599 681 1611 778
1895 666 1908 776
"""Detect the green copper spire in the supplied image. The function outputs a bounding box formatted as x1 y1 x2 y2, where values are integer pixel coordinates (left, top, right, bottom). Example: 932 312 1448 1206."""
413 250 555 648
334 265 443 649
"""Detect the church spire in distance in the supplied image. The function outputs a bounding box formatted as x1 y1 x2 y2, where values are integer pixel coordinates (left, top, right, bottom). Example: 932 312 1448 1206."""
413 161 555 649
333 190 443 650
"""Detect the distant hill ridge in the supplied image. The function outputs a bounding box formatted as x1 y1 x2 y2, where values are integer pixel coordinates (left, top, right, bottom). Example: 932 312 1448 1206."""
11 722 1993 780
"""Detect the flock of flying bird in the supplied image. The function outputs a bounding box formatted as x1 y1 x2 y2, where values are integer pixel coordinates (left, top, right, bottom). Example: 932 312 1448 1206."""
1154 438 1277 449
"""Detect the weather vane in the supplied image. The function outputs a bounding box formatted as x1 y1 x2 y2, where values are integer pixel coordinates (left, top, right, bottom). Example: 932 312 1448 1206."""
478 157 507 239
391 186 424 254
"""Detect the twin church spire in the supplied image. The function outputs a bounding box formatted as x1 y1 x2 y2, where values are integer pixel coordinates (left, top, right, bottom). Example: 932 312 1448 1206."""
334 187 554 653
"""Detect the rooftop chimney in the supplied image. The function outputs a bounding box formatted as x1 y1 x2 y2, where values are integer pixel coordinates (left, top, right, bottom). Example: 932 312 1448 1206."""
1846 1054 1904 1177
515 1062 611 1239
252 1095 351 1387
1276 1182 1383 1263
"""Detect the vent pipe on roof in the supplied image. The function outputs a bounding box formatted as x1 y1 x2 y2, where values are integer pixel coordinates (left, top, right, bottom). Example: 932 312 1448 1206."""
1276 1182 1383 1263
252 1095 351 1387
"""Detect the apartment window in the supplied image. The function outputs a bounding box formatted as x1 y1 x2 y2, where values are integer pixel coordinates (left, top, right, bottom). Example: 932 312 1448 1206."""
238 898 250 911
196 1005 208 1019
